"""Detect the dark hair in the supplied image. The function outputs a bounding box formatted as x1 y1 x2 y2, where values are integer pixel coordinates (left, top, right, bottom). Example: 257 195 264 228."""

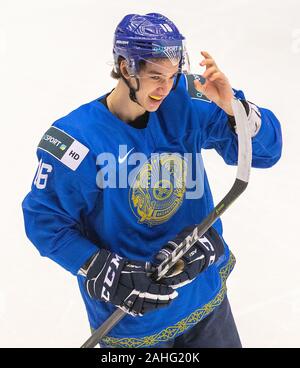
110 56 121 79
110 68 121 79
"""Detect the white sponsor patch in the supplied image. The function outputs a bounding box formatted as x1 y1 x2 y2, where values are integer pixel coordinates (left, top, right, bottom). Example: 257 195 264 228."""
61 139 89 171
38 126 90 171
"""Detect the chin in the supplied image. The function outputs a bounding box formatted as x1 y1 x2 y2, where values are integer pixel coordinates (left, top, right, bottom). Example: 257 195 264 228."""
146 105 161 112
145 97 163 112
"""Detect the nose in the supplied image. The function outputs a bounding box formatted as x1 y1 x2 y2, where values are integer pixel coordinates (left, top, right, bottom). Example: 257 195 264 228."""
157 79 172 95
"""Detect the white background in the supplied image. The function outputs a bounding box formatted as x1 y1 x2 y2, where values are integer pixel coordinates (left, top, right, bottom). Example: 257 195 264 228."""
0 0 299 347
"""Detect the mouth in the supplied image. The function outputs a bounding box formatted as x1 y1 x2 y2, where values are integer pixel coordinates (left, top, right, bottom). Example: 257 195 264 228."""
149 95 163 102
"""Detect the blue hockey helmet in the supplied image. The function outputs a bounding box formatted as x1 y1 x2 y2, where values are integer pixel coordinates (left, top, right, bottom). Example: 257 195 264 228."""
113 13 189 76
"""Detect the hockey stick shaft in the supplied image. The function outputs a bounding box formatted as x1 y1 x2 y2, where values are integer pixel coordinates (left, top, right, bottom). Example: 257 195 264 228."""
80 98 252 348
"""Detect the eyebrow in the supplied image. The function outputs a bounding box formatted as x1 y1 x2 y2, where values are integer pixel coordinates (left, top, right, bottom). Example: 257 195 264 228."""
147 70 178 76
147 70 163 75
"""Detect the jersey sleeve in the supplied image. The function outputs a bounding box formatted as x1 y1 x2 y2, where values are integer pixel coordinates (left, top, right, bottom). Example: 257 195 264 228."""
183 74 283 168
22 124 100 275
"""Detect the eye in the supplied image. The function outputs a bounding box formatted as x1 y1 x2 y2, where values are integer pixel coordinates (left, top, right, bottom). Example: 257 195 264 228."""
150 75 161 81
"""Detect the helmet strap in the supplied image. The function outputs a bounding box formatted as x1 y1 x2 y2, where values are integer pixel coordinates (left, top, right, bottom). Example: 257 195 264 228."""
121 75 143 107
171 73 182 91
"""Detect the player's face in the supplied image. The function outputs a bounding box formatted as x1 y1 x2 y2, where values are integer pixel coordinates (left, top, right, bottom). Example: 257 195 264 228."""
135 59 180 111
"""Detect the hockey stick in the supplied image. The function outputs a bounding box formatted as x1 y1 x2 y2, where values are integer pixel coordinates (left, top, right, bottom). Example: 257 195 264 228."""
80 98 252 348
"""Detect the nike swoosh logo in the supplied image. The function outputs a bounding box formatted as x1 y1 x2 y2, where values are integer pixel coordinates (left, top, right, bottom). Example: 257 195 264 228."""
118 147 135 164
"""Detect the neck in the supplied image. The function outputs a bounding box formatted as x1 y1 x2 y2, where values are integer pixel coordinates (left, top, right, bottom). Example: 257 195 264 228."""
107 80 146 123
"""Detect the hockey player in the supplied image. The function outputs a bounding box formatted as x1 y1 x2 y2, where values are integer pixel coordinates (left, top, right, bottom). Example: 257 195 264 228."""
22 13 282 348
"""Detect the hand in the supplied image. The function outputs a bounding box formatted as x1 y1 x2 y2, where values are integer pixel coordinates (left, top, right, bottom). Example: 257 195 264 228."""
154 226 225 289
85 250 178 316
194 51 234 115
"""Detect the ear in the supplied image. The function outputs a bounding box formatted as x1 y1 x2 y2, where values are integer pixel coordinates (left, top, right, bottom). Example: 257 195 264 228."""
120 60 131 80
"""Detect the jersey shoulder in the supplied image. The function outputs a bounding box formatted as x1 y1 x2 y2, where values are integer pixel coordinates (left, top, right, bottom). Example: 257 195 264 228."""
51 97 108 144
36 97 109 178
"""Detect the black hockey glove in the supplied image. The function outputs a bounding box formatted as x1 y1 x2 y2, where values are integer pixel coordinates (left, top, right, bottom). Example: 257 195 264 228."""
85 250 178 316
154 226 225 289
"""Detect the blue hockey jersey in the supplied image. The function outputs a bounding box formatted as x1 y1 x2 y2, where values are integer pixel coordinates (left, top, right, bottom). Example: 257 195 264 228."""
22 74 282 347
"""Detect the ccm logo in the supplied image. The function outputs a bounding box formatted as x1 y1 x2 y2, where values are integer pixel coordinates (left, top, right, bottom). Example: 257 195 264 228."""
69 150 80 160
101 254 123 301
